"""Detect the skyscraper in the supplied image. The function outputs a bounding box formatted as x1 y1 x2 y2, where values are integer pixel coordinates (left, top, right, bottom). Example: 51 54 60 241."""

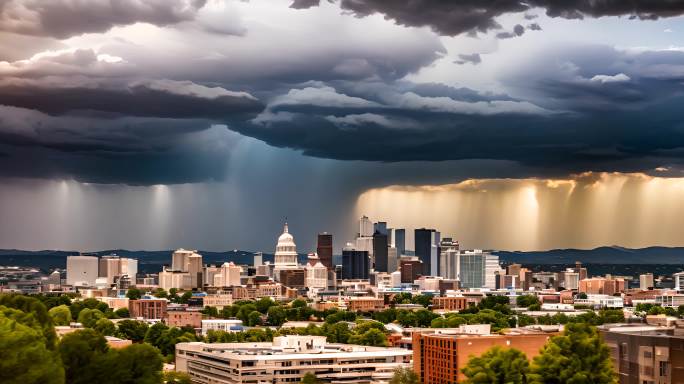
457 250 499 289
342 243 369 280
66 255 99 286
374 222 388 235
439 237 459 279
391 228 406 257
415 228 440 276
188 253 203 289
317 233 333 270
358 215 373 237
372 231 389 272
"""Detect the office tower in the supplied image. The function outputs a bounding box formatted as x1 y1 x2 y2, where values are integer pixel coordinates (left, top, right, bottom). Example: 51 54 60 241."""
507 263 522 277
387 246 398 272
172 249 196 272
214 262 242 287
392 228 406 258
188 253 203 289
372 231 389 272
66 255 99 286
373 221 388 235
400 256 422 284
159 268 192 290
253 252 263 267
519 268 532 291
119 257 138 279
415 228 440 276
457 250 498 289
342 244 369 280
203 266 220 286
358 215 373 237
640 273 654 290
484 254 502 289
99 255 121 284
317 233 333 270
439 237 459 279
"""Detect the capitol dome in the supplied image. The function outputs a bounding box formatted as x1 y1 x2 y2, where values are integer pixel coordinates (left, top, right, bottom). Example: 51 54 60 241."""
274 222 298 267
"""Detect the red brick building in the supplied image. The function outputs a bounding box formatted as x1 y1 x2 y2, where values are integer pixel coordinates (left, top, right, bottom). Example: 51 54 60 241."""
129 299 167 320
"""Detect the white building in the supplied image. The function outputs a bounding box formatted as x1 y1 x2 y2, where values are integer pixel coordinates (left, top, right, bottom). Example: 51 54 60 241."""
457 250 500 289
305 255 327 290
98 255 138 285
439 238 459 280
274 222 299 279
213 262 242 287
574 294 624 308
655 294 684 308
66 256 99 286
674 272 684 291
201 319 244 335
176 335 411 383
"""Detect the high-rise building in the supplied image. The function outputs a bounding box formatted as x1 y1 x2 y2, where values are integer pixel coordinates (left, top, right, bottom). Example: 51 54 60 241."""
400 256 423 284
342 244 369 280
392 228 406 258
66 255 99 286
640 273 654 290
507 263 522 277
415 228 440 276
439 238 459 279
305 254 327 290
172 249 196 272
316 233 333 270
457 250 499 289
374 221 388 235
253 252 263 268
373 231 389 272
358 215 373 237
187 253 203 289
159 268 192 290
214 262 242 287
387 246 399 272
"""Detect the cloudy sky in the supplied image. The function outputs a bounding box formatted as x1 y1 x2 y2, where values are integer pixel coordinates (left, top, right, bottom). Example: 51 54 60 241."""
1 0 684 253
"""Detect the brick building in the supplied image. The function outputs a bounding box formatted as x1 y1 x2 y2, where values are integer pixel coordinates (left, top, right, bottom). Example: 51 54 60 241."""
129 298 167 320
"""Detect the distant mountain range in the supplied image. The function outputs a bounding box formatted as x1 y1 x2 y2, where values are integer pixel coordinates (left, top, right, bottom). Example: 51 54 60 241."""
1 246 683 274
493 246 684 265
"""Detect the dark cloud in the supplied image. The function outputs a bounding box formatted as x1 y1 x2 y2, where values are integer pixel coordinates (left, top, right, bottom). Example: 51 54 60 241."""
497 24 525 39
319 0 684 36
0 0 207 39
528 23 542 31
454 53 482 65
290 0 321 10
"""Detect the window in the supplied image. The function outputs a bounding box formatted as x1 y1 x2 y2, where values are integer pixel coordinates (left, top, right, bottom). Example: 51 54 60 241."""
659 361 669 377
620 343 628 360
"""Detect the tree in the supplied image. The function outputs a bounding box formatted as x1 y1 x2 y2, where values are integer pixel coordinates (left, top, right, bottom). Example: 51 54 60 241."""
267 306 287 326
58 329 110 384
300 372 320 384
389 367 419 384
248 311 263 326
113 343 163 384
49 304 73 326
144 322 169 346
529 323 617 384
516 295 540 308
126 288 143 300
178 291 193 304
77 308 105 328
0 310 64 384
153 288 168 299
116 319 149 342
349 328 388 347
462 346 530 384
255 297 275 313
94 318 117 336
162 371 192 384
115 307 130 318
291 299 307 308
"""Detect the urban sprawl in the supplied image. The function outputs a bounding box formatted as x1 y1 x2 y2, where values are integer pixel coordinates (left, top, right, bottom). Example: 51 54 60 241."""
3 216 684 383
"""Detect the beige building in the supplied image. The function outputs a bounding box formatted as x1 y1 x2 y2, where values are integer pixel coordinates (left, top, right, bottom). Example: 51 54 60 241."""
213 262 242 287
203 293 234 310
176 335 411 383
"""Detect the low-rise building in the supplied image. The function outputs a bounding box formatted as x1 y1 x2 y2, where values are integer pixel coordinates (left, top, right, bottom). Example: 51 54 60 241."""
599 324 684 384
167 310 202 329
413 328 555 383
201 319 244 335
432 296 468 312
202 293 234 310
129 298 167 320
176 335 411 383
348 297 384 312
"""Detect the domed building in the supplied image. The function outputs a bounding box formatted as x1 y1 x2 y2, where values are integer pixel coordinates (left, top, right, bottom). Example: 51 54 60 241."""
274 222 298 268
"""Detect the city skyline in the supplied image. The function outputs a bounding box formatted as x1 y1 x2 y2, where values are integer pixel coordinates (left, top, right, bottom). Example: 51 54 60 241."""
2 1 684 253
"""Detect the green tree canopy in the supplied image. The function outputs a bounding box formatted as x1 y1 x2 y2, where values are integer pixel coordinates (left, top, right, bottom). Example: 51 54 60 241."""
300 372 320 384
49 304 73 326
116 319 149 342
389 367 420 384
94 318 116 336
0 310 64 384
267 306 287 326
462 346 530 384
114 307 130 318
516 295 541 308
126 288 143 300
77 308 105 328
529 323 617 384
58 329 110 384
162 371 192 384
